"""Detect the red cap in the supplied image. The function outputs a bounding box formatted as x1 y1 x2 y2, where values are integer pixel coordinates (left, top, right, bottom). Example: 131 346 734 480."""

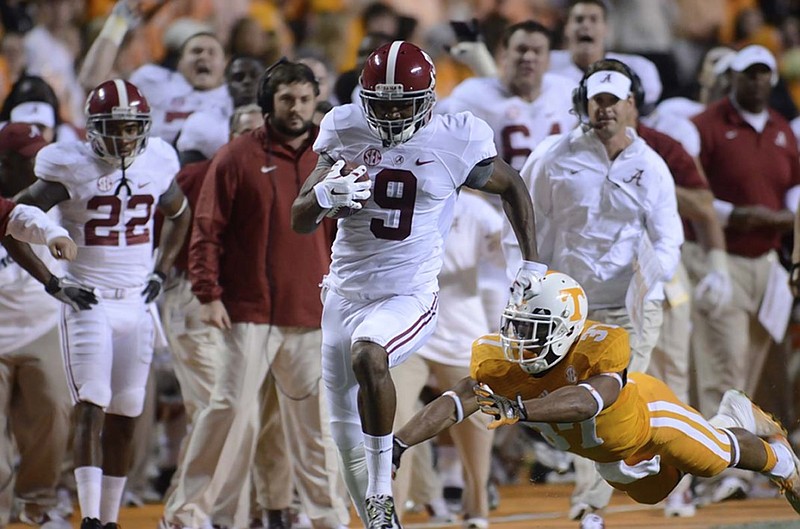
0 123 48 158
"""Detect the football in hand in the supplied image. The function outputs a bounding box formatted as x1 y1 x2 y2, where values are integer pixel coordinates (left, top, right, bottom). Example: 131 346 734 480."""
327 161 370 219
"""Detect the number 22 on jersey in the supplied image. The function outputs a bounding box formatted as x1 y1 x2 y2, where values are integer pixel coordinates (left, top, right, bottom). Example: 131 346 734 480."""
85 194 154 246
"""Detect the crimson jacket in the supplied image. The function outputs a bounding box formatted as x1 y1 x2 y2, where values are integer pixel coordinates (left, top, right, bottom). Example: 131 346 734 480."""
189 124 334 326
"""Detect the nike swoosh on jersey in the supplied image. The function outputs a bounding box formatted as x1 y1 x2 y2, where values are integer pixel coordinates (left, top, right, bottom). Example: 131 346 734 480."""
261 165 277 173
415 159 435 166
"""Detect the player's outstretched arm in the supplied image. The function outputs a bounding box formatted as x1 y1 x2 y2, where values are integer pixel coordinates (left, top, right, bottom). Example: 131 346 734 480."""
510 373 624 424
2 200 75 259
292 155 338 233
395 376 480 448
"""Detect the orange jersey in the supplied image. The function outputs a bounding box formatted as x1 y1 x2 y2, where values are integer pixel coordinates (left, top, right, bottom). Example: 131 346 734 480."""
470 321 650 462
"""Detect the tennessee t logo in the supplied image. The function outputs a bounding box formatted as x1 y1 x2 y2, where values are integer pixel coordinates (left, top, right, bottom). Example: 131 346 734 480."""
623 169 644 186
559 287 585 322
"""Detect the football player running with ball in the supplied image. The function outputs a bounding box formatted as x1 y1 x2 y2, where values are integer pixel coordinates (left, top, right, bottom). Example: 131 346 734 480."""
292 41 543 529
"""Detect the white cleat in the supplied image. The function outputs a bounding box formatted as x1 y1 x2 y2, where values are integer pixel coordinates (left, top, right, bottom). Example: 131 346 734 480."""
714 390 785 437
664 488 696 517
579 513 605 529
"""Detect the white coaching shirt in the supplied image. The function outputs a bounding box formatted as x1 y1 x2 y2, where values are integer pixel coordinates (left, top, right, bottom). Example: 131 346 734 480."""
506 126 683 309
130 64 233 145
435 74 577 171
34 138 179 289
314 105 496 300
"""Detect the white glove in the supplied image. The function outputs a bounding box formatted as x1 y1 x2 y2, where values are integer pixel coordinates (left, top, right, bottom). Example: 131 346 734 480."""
510 260 548 304
449 41 498 77
111 0 140 26
694 249 733 314
313 160 371 210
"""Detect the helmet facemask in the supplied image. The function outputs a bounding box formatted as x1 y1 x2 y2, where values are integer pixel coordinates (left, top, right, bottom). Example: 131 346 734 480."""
88 114 151 168
499 272 588 375
359 84 435 147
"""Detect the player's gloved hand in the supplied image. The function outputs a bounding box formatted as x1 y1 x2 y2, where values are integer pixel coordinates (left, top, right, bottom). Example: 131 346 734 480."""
45 275 98 311
313 160 371 210
391 437 409 479
510 260 547 304
141 271 166 303
694 249 733 315
448 40 498 77
474 383 527 430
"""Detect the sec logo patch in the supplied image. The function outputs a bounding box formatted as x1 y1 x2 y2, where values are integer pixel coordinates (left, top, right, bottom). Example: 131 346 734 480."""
97 175 114 192
363 148 382 167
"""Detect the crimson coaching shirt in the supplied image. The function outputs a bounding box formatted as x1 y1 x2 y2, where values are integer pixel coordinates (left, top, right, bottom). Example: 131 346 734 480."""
692 98 800 258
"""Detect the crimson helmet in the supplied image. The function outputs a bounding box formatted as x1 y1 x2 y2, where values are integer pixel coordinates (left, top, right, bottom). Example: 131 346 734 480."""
500 272 588 374
85 79 151 165
359 41 436 147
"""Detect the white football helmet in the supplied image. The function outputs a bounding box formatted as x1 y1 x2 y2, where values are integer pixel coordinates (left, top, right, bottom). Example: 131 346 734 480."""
500 272 588 374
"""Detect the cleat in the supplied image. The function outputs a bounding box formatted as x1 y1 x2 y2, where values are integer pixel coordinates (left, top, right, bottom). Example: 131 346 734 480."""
266 510 292 529
715 390 786 437
768 435 800 514
104 524 121 529
711 476 748 503
81 518 103 529
365 495 401 529
579 513 605 529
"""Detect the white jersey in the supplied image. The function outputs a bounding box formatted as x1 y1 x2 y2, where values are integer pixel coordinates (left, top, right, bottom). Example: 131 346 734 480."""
548 49 663 106
435 74 578 171
314 105 496 299
35 138 179 289
506 127 683 308
418 192 502 366
130 64 233 145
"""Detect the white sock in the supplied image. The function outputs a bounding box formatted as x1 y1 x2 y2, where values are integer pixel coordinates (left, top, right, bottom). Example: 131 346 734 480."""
364 433 393 497
339 444 369 523
100 475 127 524
438 445 464 489
74 466 103 520
768 442 795 479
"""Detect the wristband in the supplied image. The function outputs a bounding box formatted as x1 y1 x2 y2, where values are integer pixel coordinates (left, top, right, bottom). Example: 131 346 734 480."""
708 249 729 273
443 390 464 423
578 382 605 418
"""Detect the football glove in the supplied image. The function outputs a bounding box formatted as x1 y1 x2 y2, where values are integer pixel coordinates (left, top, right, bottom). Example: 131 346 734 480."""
45 275 98 311
474 383 527 430
142 271 166 303
448 40 498 77
313 160 371 210
391 437 409 479
510 260 548 304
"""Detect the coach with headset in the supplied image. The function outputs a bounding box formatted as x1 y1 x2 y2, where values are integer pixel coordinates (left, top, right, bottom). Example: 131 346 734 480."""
512 58 683 529
160 60 348 529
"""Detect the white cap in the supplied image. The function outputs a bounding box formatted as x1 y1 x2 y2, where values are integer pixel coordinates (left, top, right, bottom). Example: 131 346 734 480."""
731 45 777 72
586 70 632 100
10 102 56 128
176 111 228 160
730 45 778 85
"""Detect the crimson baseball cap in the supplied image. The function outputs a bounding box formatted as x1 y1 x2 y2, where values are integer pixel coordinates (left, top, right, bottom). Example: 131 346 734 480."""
0 122 49 158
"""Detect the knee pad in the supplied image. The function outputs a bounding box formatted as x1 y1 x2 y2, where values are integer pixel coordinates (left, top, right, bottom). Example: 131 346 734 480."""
106 388 145 417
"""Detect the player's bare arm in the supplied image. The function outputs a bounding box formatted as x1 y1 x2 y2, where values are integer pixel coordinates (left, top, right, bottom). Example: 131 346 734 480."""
475 371 623 430
154 180 191 276
517 372 623 423
675 187 726 250
141 180 191 304
292 154 336 233
475 157 538 262
395 375 481 448
14 179 70 211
